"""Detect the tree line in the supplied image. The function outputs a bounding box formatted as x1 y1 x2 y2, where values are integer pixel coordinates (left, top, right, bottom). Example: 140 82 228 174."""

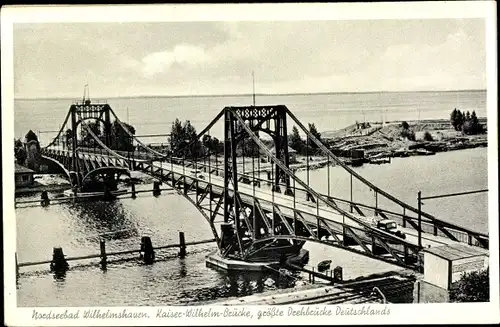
288 123 323 155
450 108 484 135
169 118 325 158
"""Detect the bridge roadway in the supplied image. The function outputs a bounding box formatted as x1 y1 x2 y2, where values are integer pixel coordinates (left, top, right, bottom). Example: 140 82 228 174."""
47 146 459 250
153 160 457 249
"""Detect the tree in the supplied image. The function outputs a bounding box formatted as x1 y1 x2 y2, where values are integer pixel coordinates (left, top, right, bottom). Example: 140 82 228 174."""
456 110 464 131
400 122 416 141
462 111 485 135
14 139 27 165
450 108 458 130
170 118 184 153
25 130 38 143
110 120 136 151
308 123 322 149
169 119 202 158
14 138 23 148
423 131 434 141
289 126 304 153
449 268 489 302
182 120 202 157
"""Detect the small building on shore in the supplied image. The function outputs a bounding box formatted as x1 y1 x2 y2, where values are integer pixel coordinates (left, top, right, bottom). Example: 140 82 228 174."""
15 163 35 188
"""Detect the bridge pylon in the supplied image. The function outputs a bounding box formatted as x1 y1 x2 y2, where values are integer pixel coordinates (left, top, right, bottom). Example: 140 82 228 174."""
222 105 294 257
67 98 113 189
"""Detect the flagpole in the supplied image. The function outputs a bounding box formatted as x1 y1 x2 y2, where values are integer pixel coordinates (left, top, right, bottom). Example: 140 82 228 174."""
252 71 256 107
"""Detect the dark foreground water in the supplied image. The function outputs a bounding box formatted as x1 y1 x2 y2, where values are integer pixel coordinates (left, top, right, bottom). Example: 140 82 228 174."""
15 147 488 306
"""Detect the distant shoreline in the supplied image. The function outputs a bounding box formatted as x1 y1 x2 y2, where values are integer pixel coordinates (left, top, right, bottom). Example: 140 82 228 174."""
14 89 486 101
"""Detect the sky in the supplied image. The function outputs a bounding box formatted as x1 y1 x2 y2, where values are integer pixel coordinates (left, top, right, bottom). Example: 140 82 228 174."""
13 19 487 98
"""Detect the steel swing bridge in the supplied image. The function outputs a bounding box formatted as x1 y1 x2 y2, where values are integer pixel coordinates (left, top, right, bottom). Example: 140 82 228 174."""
40 98 489 272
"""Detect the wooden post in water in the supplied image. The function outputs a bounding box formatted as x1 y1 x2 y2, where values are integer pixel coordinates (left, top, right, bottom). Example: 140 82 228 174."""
50 247 69 273
100 240 107 269
140 236 155 264
41 191 50 207
131 183 137 199
153 181 161 197
179 232 186 258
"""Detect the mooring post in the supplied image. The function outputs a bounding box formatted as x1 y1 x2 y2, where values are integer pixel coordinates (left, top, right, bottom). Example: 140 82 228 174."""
140 236 155 264
153 181 161 197
334 266 343 283
40 191 50 207
100 239 107 269
131 183 136 199
179 232 186 258
50 247 69 273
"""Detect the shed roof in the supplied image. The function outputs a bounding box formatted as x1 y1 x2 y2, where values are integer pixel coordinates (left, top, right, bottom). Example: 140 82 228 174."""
15 163 35 174
423 243 488 261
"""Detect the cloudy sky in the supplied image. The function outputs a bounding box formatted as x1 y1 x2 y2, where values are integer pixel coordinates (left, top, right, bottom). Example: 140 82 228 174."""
13 19 486 98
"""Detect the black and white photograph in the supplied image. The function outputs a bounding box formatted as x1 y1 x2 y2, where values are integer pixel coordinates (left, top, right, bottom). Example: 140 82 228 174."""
2 2 498 326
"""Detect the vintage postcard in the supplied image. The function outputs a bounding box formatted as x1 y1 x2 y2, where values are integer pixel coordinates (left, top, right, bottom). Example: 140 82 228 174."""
2 2 499 326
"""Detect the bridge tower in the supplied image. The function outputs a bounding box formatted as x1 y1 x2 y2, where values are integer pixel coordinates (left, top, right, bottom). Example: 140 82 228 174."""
223 105 293 251
68 86 113 188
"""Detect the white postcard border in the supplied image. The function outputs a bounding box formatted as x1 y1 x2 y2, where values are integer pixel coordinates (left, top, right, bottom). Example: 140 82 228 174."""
2 2 499 326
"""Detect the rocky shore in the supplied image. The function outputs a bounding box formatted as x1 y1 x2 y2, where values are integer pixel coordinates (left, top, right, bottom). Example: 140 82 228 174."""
322 118 487 164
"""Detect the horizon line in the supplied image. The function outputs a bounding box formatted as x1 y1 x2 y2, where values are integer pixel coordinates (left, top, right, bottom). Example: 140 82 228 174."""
14 88 487 101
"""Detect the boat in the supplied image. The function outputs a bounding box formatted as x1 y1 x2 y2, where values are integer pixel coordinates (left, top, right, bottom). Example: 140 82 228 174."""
317 260 332 272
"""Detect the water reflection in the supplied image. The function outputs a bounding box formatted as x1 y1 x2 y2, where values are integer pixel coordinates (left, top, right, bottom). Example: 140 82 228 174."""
179 259 187 278
178 270 290 305
52 270 67 282
67 200 139 242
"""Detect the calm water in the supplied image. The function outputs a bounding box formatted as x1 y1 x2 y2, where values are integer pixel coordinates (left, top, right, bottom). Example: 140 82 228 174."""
14 91 489 306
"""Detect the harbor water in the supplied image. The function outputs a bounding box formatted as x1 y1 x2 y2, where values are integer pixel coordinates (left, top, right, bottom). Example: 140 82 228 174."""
13 91 489 306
